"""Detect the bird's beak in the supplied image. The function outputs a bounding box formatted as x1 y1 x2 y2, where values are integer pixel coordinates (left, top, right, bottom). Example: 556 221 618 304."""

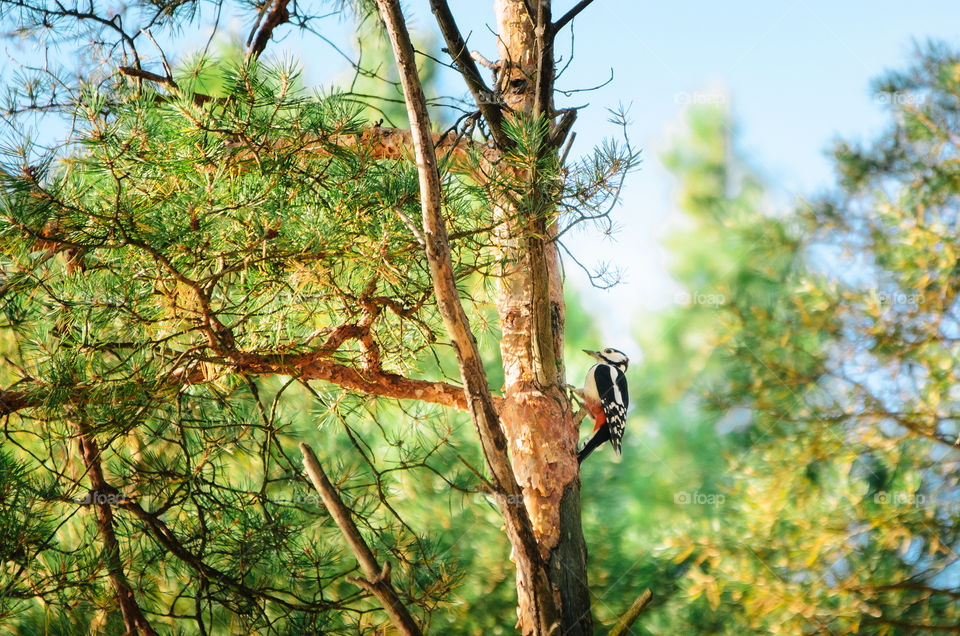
582 349 600 359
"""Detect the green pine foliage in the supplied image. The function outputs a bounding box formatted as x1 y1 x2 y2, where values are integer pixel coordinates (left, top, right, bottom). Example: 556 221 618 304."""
617 44 960 634
0 4 638 631
3 0 959 632
0 53 501 634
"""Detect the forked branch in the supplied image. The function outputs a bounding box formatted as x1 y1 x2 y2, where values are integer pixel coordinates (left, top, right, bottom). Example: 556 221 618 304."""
373 0 560 632
300 442 423 636
428 0 510 148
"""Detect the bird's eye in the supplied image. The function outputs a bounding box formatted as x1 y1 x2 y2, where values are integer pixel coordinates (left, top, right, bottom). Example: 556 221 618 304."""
604 349 611 353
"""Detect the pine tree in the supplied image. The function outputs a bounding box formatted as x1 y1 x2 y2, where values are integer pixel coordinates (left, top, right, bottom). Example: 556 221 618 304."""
642 45 960 633
0 0 639 633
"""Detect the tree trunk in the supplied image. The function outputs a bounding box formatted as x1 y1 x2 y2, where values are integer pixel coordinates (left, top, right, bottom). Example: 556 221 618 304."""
492 1 593 634
374 1 566 633
377 0 594 631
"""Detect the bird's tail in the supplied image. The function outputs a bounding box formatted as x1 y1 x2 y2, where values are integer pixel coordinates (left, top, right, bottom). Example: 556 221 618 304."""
577 427 611 465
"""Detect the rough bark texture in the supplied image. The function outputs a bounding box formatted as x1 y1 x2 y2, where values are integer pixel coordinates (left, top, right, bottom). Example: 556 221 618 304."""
493 1 593 633
373 1 562 633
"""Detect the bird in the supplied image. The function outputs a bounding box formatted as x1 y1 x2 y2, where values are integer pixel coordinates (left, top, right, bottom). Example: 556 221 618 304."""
575 348 629 464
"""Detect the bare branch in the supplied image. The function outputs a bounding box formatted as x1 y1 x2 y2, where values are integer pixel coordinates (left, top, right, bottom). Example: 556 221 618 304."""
607 589 653 636
300 442 423 636
553 0 595 33
427 0 510 148
247 0 293 60
548 108 578 150
471 51 500 71
532 0 554 119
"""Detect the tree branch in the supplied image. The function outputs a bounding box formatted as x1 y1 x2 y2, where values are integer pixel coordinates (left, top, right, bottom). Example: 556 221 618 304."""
0 353 478 418
471 51 500 71
548 108 578 150
247 0 292 60
552 0 595 33
109 65 500 167
607 589 653 636
74 421 160 636
373 1 560 633
231 349 477 410
118 65 178 89
0 389 31 417
299 442 423 636
532 0 554 120
118 495 335 612
222 125 499 178
428 0 510 148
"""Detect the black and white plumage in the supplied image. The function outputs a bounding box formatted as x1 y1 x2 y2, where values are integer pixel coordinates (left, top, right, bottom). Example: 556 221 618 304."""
577 348 629 464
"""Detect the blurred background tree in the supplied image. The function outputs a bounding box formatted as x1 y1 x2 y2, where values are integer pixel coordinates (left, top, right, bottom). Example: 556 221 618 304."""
593 44 960 634
2 0 960 630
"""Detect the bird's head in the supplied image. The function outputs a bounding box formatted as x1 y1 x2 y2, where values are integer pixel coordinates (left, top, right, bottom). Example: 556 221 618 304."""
583 347 629 370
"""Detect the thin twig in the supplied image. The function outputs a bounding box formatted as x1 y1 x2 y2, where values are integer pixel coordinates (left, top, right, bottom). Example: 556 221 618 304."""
471 50 499 71
118 66 178 90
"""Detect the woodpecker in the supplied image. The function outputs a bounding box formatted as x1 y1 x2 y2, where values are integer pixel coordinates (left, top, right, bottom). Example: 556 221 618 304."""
576 348 629 464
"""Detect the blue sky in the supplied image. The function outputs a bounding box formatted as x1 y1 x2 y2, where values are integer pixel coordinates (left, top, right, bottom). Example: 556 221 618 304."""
10 0 960 345
263 0 960 344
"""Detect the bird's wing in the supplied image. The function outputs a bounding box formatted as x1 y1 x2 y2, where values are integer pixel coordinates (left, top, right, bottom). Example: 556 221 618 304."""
595 364 628 455
616 369 629 410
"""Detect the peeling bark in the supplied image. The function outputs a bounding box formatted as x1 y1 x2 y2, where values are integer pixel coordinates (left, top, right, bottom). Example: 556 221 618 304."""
493 1 593 633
